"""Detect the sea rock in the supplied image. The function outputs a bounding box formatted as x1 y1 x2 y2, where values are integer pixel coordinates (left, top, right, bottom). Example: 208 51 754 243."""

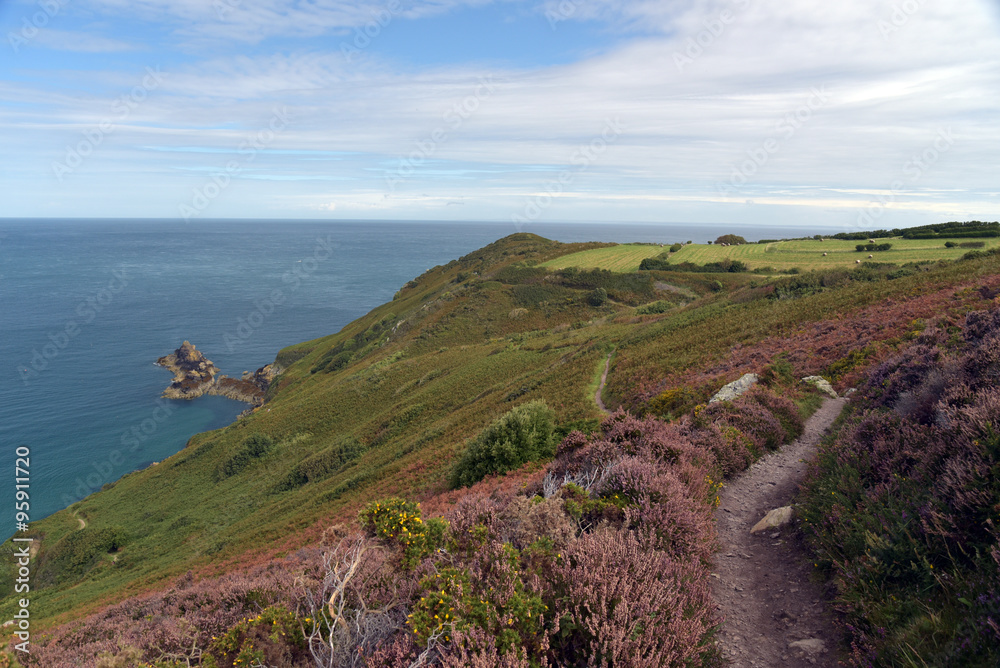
156 342 277 405
750 506 794 534
156 341 219 399
801 375 838 398
709 373 759 403
788 638 826 654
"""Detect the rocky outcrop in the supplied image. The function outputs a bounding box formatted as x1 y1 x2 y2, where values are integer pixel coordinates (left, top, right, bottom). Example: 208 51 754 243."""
156 341 219 399
709 373 759 403
156 342 278 406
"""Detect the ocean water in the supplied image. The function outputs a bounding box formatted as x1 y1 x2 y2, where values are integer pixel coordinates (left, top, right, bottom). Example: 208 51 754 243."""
0 219 839 538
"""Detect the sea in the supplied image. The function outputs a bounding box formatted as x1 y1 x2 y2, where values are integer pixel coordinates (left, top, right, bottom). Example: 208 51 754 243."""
0 219 842 538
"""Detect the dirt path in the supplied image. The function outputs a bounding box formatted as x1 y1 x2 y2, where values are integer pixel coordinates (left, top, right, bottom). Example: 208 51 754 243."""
712 397 847 667
594 353 612 414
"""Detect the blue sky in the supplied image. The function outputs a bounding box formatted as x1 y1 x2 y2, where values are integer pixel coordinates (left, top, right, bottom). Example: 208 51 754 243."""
1 0 998 230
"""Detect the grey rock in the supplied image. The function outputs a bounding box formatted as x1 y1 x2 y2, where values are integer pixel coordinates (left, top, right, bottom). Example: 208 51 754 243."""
710 373 759 403
751 506 794 534
802 375 838 398
788 638 826 654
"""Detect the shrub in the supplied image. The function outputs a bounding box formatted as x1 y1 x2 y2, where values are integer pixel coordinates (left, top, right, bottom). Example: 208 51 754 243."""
856 242 893 252
550 526 714 667
217 434 274 479
759 355 795 387
587 287 609 307
714 234 747 245
646 386 702 418
635 300 673 315
280 436 366 489
360 498 447 567
669 242 683 252
638 257 670 271
451 401 555 488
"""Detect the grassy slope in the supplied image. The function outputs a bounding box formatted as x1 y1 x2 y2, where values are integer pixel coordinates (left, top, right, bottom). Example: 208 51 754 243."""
7 233 1000 629
549 236 1000 272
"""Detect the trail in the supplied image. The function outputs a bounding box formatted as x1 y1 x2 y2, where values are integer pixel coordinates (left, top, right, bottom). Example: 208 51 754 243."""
712 397 847 667
594 353 612 415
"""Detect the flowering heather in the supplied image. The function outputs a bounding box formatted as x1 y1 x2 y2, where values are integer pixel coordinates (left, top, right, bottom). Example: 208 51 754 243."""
801 307 1000 666
21 381 807 666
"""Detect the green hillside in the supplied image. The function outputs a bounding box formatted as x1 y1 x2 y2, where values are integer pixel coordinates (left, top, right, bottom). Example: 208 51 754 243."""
6 231 1000 665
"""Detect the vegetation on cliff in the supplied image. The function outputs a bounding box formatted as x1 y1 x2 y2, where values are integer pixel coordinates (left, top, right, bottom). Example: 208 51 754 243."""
5 228 1000 666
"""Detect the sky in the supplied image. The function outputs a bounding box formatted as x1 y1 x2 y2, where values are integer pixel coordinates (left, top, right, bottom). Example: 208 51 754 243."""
1 0 998 230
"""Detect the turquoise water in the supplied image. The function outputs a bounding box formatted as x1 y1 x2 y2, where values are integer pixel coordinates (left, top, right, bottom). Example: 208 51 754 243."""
0 219 837 537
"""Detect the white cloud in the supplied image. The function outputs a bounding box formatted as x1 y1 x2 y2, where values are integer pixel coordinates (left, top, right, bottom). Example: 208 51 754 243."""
32 28 136 52
2 0 998 223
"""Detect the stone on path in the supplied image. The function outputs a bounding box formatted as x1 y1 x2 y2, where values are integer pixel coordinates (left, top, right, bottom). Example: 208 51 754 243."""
750 506 794 534
710 373 759 403
801 376 838 398
789 638 826 654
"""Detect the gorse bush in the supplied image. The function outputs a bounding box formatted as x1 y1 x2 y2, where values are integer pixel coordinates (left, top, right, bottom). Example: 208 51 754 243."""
801 308 1000 666
451 400 556 488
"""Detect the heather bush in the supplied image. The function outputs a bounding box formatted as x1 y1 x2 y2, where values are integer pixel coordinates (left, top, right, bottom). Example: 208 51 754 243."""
697 396 788 454
683 421 753 478
549 526 715 667
744 386 804 441
22 556 312 666
801 308 1000 666
451 400 556 488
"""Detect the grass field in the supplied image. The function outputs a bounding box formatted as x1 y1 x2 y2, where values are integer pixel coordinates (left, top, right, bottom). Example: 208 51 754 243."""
547 237 1000 273
539 243 669 272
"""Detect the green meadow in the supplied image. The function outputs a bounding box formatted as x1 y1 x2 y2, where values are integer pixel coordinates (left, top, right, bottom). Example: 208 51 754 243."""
547 236 1000 273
